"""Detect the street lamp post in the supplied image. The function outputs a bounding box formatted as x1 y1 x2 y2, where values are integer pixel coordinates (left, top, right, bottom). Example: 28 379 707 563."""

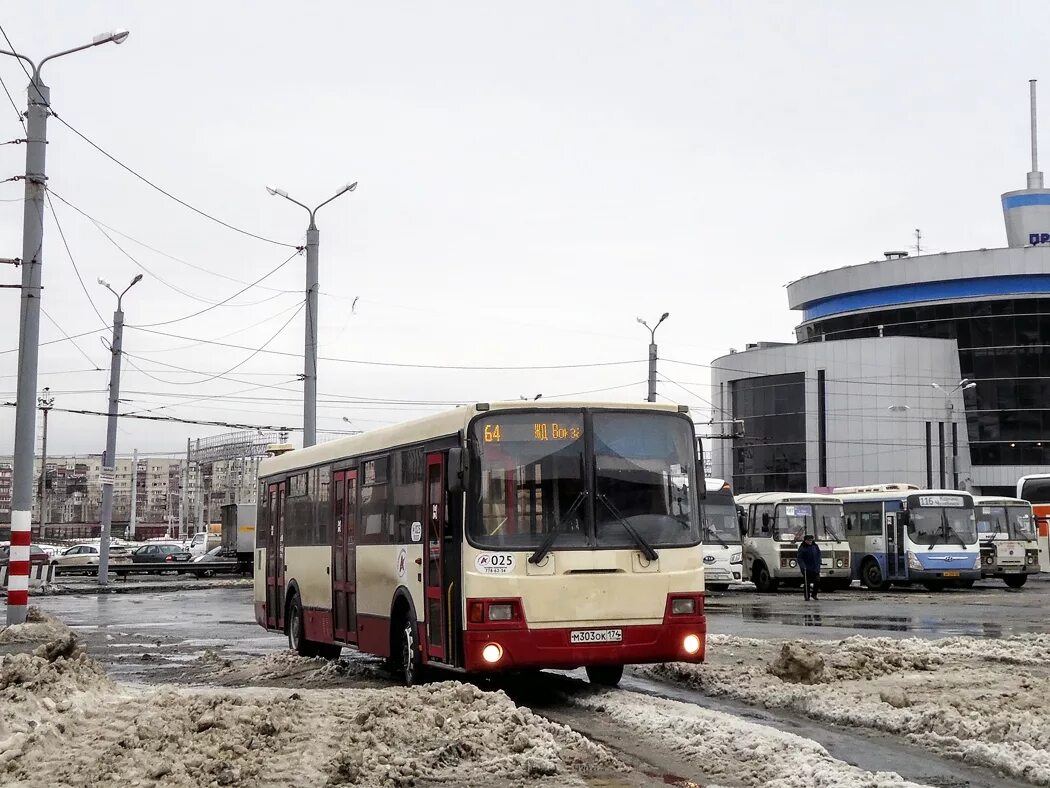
96 274 143 584
266 181 357 448
1 28 130 624
637 312 670 403
931 379 977 490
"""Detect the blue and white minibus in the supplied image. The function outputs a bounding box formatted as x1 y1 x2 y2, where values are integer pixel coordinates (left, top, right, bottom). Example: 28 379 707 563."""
835 484 981 590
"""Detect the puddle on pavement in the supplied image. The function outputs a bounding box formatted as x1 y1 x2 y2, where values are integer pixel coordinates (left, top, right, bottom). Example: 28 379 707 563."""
732 605 1012 638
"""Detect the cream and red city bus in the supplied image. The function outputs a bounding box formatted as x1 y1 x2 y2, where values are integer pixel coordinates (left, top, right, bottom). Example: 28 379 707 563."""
254 401 707 686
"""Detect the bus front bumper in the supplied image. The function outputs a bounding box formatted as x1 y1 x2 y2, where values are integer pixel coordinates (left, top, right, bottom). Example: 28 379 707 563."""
463 617 706 672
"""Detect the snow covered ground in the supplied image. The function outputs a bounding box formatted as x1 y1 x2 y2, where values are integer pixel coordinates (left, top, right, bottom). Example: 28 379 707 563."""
644 632 1050 786
0 613 623 787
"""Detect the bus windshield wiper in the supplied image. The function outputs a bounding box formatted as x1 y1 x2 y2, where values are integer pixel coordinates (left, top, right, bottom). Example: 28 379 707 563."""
528 490 588 565
943 511 967 546
705 523 728 548
596 493 659 562
927 514 942 550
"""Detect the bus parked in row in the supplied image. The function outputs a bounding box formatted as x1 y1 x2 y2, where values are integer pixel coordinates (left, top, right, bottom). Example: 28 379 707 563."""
735 492 851 593
1017 474 1050 571
701 479 742 591
835 485 981 590
254 401 707 687
974 496 1041 588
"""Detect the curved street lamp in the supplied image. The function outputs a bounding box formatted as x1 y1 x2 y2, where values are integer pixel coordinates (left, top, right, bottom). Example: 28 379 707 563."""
266 182 358 448
1 28 131 624
637 312 670 403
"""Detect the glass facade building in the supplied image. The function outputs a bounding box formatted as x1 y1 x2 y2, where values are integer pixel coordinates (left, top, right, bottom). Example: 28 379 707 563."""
729 373 807 492
797 297 1050 473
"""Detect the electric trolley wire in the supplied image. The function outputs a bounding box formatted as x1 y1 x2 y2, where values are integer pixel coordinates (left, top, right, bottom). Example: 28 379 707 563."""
0 400 300 432
46 189 302 295
50 112 298 249
43 190 108 328
40 307 103 370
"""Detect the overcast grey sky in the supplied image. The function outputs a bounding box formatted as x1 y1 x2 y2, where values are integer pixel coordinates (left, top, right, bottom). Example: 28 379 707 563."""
0 1 1045 456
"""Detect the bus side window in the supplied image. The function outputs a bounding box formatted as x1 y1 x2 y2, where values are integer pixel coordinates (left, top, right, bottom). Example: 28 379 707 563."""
761 512 771 534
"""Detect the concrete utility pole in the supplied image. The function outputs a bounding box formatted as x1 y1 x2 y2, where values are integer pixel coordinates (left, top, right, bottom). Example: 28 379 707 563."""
37 388 54 538
265 181 358 448
129 448 138 541
931 379 977 490
637 312 670 403
97 274 143 584
2 28 130 624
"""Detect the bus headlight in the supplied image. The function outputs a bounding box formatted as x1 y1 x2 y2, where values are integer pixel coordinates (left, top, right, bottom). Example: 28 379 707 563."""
1028 553 1037 565
671 598 696 615
730 551 742 564
971 556 981 570
683 634 702 655
836 559 844 568
984 555 994 566
906 551 923 572
482 643 503 664
789 559 797 568
488 604 514 621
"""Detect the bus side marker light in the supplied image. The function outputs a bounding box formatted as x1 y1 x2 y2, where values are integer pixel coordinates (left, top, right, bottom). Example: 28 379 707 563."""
683 634 702 655
468 601 485 624
482 643 503 664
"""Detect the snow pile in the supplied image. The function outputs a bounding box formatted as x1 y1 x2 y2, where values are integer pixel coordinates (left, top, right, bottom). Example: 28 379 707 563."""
0 640 624 787
194 649 383 688
769 641 825 683
0 607 71 645
646 633 1050 785
572 689 925 788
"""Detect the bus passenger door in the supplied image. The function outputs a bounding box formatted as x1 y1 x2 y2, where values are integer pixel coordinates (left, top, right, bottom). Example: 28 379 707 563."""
424 453 446 662
885 514 899 577
332 470 359 643
265 482 286 630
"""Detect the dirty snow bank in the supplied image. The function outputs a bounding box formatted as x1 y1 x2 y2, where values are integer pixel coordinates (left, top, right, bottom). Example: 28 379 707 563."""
194 648 384 687
1 637 624 787
645 633 1050 786
0 607 71 645
571 689 925 788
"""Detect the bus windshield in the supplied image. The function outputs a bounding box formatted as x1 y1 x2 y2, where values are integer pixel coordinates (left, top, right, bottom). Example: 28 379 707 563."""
908 507 978 546
775 503 845 542
470 410 700 551
702 491 740 547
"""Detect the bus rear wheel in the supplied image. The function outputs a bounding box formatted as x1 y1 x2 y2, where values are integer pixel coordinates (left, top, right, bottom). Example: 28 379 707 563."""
753 563 779 593
586 664 624 687
1004 574 1028 589
287 593 318 658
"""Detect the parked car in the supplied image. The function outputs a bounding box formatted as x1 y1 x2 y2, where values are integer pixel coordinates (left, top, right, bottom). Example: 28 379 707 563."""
189 531 221 557
189 545 235 577
0 544 51 566
51 543 131 568
130 543 192 563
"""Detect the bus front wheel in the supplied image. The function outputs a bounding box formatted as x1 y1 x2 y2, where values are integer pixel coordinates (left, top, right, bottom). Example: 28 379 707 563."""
586 664 624 687
861 559 888 591
1004 574 1028 589
753 563 779 593
397 614 423 687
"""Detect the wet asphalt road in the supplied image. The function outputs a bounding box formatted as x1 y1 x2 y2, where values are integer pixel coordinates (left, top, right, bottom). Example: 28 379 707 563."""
27 573 1050 680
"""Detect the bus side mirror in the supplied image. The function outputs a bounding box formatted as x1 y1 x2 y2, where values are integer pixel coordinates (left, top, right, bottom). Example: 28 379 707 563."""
695 437 706 500
447 447 466 494
898 511 909 526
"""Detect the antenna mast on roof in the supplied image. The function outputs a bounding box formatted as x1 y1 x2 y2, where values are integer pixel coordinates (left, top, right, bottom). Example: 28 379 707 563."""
913 228 922 255
1030 79 1044 189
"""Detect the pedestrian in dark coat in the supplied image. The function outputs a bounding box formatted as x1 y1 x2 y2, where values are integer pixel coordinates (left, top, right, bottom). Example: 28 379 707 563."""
797 533 822 600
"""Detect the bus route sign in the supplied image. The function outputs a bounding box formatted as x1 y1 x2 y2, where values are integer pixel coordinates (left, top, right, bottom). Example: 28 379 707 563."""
918 495 966 508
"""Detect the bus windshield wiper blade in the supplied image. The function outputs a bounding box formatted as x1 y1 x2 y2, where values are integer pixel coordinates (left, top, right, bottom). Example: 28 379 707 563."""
706 523 728 548
596 493 659 562
528 490 588 565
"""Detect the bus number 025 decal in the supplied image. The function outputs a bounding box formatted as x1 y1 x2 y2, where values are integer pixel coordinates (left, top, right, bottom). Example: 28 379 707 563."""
475 553 515 574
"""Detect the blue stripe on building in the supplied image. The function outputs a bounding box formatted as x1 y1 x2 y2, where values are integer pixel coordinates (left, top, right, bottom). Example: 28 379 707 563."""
801 274 1050 321
1003 193 1050 208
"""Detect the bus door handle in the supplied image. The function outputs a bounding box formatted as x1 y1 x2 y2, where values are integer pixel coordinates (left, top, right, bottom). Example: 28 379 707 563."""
415 558 423 565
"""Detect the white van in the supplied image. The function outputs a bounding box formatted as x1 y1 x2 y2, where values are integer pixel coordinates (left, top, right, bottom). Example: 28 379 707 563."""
189 531 221 557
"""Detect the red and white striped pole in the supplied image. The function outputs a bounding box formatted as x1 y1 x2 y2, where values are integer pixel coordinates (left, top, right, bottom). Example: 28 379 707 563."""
6 510 31 619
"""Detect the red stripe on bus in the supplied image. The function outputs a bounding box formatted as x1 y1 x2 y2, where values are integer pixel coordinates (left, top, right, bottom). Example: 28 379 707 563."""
7 560 29 576
304 608 333 644
6 590 28 606
9 530 30 546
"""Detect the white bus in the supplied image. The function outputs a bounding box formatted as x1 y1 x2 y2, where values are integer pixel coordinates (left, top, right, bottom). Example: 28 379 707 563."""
974 496 1041 588
254 401 707 687
1017 474 1050 571
701 479 742 591
735 492 851 593
836 485 980 590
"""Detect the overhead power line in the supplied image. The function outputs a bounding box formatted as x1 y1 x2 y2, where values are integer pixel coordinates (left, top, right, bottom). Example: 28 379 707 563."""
0 400 299 432
49 111 298 249
43 191 108 328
